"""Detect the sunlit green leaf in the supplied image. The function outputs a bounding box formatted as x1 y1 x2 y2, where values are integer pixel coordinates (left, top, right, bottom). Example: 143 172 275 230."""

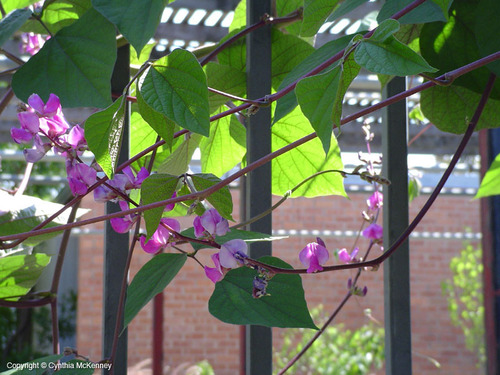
200 111 246 177
209 256 317 329
369 19 400 42
130 107 160 169
141 174 179 238
12 8 116 108
124 254 186 330
327 0 369 22
205 62 246 113
85 98 126 178
190 173 233 220
141 49 210 136
0 254 51 301
272 106 346 197
475 153 500 199
158 134 202 175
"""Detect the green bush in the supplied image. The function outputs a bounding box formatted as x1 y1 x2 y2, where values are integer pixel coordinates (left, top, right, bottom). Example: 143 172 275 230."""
442 243 485 367
274 306 384 375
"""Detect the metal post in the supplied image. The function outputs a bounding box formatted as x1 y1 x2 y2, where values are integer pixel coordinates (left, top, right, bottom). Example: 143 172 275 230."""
244 1 273 374
480 128 500 375
382 76 412 374
103 44 130 375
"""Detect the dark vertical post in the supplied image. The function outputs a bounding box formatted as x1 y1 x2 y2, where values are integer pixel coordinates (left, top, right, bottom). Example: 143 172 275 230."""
244 1 272 374
480 128 500 375
103 44 130 375
382 76 412 375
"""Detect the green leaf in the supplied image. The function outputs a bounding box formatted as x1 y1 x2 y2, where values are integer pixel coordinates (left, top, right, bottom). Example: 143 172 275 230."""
377 0 447 24
0 9 31 48
296 66 343 154
190 173 234 220
0 355 63 375
130 107 160 169
12 8 116 108
354 36 437 76
420 84 500 134
2 0 38 13
199 111 246 177
92 0 166 56
35 0 91 34
296 55 360 154
136 89 175 148
141 49 210 136
327 0 369 22
369 19 400 42
0 254 51 301
181 228 286 251
300 0 340 37
0 191 89 249
209 256 317 329
141 174 179 238
124 253 186 330
420 0 500 99
430 0 453 20
475 0 500 76
205 62 246 113
476 154 500 199
272 106 346 197
271 29 316 90
130 41 156 66
274 34 353 123
85 98 126 178
158 134 202 175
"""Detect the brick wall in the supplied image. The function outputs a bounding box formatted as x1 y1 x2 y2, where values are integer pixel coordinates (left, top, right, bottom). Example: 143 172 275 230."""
77 189 483 374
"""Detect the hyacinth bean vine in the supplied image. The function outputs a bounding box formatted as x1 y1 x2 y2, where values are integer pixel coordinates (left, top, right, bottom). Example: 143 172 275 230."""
0 0 499 373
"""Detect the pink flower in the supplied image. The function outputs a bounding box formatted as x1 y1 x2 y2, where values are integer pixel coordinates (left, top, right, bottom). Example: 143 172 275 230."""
110 201 139 233
11 112 40 144
204 253 224 283
93 166 150 202
362 223 383 240
193 208 229 238
338 247 359 264
20 32 49 55
28 93 60 117
299 242 329 273
219 239 248 268
140 218 181 254
23 135 51 163
66 160 97 196
367 191 383 210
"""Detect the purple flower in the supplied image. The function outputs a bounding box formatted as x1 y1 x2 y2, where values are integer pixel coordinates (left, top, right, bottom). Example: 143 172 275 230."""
193 208 229 238
367 191 383 210
11 112 40 144
219 239 248 269
204 253 224 283
362 223 383 240
28 93 61 117
110 201 139 233
66 160 97 196
20 32 48 55
65 124 87 150
299 242 329 273
93 167 151 202
140 218 181 254
338 247 359 264
23 135 51 163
